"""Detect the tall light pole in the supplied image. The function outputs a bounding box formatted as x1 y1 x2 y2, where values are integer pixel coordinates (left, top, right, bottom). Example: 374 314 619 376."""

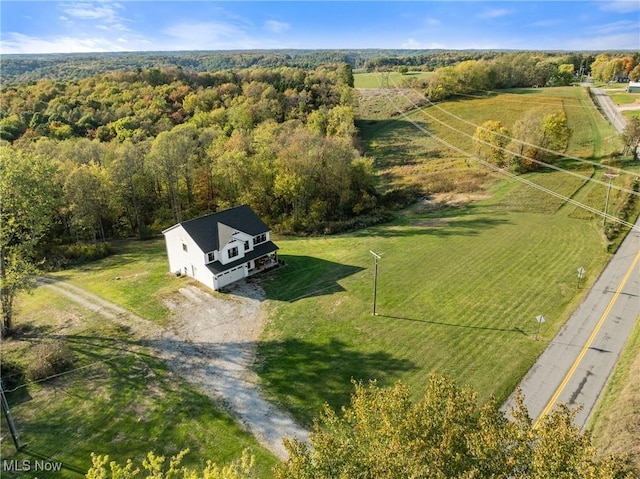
370 250 381 316
603 172 619 228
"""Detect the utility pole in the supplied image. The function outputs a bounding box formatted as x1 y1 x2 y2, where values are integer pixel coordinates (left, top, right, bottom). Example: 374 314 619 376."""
370 250 381 316
1 379 24 451
603 172 619 228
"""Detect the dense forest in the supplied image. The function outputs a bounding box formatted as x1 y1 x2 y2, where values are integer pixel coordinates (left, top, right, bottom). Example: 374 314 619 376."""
1 63 381 249
1 50 638 250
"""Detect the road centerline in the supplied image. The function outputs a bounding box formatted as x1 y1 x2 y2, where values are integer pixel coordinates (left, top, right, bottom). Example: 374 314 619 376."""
533 247 640 428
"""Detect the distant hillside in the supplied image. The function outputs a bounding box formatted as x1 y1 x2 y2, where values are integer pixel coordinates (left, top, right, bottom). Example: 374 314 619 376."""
2 49 626 85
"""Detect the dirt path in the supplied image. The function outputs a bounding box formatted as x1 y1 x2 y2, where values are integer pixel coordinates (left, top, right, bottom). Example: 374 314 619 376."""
37 278 309 460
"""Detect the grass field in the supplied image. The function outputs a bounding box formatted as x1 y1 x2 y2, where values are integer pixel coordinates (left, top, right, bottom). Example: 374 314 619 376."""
354 71 433 89
3 84 638 473
254 85 639 426
1 243 278 478
589 314 640 470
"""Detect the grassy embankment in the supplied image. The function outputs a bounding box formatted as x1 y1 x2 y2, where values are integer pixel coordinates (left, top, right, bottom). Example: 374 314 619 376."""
1 240 278 478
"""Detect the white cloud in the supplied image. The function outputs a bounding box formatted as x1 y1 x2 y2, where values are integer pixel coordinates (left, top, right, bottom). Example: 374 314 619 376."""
425 17 441 27
529 19 564 28
477 8 511 20
264 20 290 33
60 2 122 21
564 32 640 50
0 32 128 54
598 1 640 13
586 20 639 35
161 21 270 50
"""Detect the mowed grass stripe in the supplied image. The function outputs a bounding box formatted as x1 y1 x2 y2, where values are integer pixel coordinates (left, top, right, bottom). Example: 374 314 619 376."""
258 206 609 424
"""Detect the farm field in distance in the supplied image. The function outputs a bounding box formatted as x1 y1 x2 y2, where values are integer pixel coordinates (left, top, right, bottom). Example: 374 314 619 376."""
3 82 640 475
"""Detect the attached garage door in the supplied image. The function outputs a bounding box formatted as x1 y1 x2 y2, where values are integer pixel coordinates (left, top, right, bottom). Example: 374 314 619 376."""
216 265 246 289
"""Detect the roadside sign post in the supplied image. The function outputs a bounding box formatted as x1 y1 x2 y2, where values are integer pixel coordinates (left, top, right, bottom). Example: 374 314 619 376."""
535 315 545 341
370 250 381 316
577 266 585 289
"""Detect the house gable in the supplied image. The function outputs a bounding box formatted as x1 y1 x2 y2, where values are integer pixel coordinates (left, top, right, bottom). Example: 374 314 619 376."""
162 205 279 291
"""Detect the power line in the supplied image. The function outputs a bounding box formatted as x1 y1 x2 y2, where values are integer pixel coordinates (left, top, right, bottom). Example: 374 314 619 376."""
388 77 640 182
376 85 640 232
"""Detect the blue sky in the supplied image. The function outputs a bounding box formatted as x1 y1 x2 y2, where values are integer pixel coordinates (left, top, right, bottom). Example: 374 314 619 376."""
1 1 639 55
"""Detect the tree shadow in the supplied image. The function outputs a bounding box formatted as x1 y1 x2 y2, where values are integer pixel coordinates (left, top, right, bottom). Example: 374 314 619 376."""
255 337 418 426
259 255 365 302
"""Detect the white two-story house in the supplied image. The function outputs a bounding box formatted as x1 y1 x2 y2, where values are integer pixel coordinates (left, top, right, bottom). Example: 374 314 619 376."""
162 205 279 291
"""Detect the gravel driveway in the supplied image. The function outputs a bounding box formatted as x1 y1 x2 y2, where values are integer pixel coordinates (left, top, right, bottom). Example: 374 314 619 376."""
39 277 309 460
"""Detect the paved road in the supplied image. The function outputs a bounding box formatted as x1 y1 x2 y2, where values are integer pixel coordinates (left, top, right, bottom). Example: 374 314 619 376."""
503 219 639 428
591 87 627 133
503 86 640 426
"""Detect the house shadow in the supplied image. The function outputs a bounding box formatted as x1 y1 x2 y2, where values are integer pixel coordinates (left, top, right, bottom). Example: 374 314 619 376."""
257 255 365 303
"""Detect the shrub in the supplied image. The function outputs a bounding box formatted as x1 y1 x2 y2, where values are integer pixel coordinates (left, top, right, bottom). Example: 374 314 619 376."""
47 242 113 269
0 359 25 390
26 340 75 382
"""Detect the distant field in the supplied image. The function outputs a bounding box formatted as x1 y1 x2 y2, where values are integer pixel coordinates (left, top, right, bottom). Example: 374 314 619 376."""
354 71 433 89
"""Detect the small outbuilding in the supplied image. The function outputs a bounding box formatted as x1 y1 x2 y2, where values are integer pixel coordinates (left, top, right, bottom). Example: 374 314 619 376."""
162 205 279 291
627 81 640 93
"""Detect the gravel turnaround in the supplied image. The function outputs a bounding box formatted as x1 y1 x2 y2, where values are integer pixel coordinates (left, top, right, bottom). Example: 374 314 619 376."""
38 277 309 460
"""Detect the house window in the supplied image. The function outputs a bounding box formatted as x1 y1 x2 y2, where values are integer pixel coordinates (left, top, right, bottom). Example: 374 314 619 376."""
254 233 267 245
228 246 239 259
244 241 250 251
182 243 188 252
207 252 215 263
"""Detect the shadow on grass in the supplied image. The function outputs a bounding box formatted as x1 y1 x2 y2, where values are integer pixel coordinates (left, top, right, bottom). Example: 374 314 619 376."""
256 337 418 426
261 255 365 303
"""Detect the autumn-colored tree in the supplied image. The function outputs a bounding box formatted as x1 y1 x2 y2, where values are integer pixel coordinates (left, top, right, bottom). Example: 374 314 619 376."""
622 117 640 162
276 376 635 479
473 120 511 167
86 449 254 479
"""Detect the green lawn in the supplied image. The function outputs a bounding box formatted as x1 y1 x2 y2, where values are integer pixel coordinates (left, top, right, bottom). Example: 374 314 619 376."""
1 253 278 478
49 239 177 324
254 86 636 426
354 71 433 89
256 197 612 425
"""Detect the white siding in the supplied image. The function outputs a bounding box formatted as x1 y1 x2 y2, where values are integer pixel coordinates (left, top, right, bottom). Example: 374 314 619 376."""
163 225 215 287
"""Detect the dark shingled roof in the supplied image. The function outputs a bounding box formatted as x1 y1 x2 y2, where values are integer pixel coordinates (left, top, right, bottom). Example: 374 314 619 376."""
165 205 271 253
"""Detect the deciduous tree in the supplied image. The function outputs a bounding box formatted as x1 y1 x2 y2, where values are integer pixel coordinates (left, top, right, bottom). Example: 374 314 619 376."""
276 376 635 479
86 449 254 479
473 120 511 167
622 117 640 161
0 147 59 337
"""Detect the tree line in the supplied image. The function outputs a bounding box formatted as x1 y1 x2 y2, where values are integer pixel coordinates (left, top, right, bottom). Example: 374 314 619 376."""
396 52 640 101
